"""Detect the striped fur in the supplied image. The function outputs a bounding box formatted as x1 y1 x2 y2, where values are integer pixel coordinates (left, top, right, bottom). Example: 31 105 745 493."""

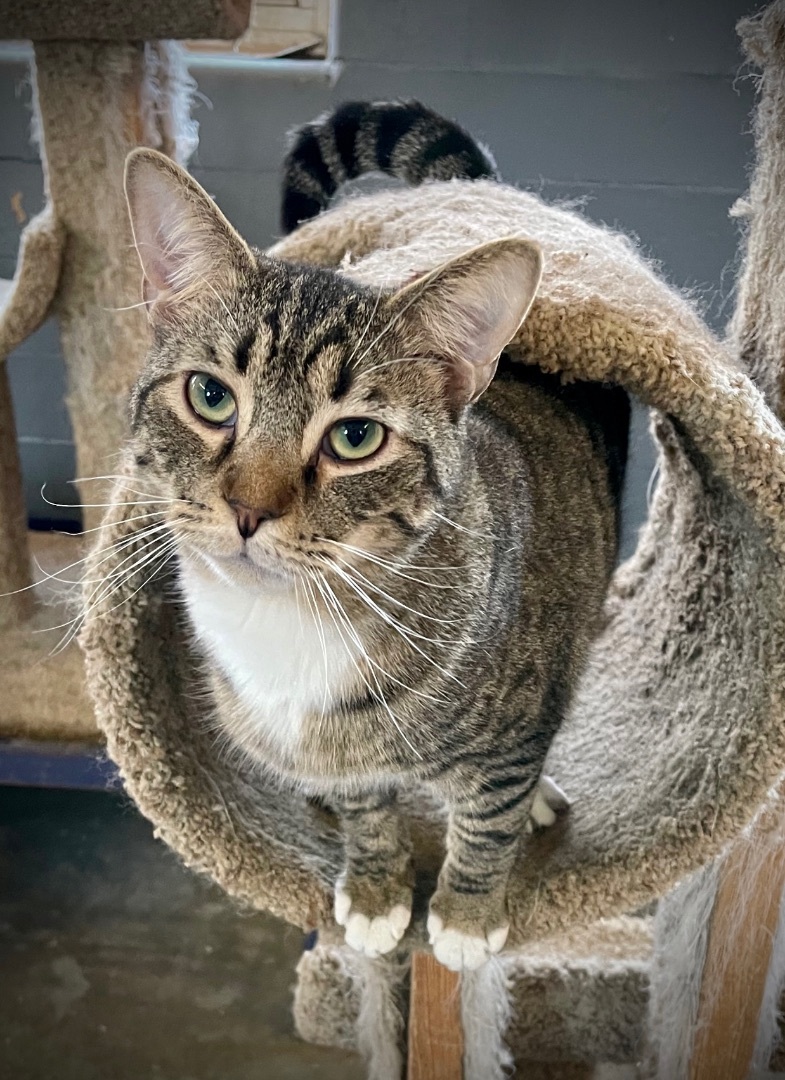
124 126 628 971
281 99 499 233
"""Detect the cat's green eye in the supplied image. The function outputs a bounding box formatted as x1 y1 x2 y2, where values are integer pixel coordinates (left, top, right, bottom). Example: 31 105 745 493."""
187 373 237 426
326 419 386 461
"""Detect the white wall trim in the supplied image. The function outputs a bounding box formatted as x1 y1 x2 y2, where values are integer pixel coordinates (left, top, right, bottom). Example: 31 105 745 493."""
0 41 343 84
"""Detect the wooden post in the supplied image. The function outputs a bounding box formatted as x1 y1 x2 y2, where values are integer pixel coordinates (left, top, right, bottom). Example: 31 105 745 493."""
688 810 785 1079
0 359 33 627
407 952 464 1080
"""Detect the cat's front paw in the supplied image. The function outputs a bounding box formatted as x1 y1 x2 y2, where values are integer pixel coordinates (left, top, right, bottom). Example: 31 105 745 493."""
427 885 509 972
426 912 508 972
334 881 411 958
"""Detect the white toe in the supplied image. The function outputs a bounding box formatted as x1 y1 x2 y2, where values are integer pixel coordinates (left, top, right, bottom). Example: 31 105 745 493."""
539 774 571 811
427 914 509 972
530 789 557 828
341 901 411 957
344 911 372 952
365 916 399 954
426 912 443 943
387 903 412 940
334 883 352 926
487 924 509 953
432 928 489 972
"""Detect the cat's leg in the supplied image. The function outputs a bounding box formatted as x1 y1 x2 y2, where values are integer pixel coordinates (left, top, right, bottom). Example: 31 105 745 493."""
333 788 413 958
427 775 535 972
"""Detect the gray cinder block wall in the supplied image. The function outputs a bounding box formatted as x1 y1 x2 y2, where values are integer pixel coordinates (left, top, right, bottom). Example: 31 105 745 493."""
0 0 759 551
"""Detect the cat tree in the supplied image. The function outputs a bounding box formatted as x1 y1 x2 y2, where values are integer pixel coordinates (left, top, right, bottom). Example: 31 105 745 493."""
0 4 248 740
4 1 785 1077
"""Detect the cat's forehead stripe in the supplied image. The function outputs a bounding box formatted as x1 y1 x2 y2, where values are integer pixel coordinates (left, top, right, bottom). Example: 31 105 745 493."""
331 362 353 401
300 321 350 375
131 371 180 432
235 328 257 375
262 307 282 367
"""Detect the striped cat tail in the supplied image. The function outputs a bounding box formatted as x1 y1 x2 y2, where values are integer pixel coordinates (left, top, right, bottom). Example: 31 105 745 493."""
281 99 499 234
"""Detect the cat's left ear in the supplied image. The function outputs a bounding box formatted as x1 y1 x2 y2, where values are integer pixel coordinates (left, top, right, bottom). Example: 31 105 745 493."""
391 238 542 406
124 148 256 320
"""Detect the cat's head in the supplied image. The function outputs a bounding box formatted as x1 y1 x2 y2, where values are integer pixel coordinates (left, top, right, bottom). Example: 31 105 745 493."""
124 149 541 588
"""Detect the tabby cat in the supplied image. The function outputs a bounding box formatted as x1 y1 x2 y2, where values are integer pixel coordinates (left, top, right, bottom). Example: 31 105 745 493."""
123 100 629 972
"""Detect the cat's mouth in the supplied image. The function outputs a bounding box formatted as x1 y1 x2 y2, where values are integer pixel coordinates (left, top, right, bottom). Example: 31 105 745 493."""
189 543 297 592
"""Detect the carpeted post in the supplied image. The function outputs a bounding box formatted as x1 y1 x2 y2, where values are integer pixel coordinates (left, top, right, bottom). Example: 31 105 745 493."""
30 41 198 530
0 206 64 626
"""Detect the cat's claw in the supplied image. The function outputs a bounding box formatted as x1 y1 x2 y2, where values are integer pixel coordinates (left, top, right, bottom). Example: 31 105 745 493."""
334 886 410 957
427 913 509 972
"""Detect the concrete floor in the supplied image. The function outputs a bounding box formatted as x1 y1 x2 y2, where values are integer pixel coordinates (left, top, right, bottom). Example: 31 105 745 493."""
0 785 364 1080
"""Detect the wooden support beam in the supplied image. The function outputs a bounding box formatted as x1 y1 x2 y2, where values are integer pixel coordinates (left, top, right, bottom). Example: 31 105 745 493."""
688 809 785 1080
0 361 33 627
407 952 464 1080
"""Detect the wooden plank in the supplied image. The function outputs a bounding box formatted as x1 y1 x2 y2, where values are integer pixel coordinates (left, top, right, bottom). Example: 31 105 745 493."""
188 0 330 58
689 812 785 1080
407 951 464 1080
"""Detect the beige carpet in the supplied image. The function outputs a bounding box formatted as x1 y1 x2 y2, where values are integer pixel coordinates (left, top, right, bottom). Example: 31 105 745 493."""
1 531 97 741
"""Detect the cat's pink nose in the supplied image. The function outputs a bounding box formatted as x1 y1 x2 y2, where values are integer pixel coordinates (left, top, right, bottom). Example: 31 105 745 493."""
228 499 276 540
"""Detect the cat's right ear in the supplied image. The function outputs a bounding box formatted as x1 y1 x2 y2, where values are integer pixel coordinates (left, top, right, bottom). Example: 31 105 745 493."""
124 149 255 321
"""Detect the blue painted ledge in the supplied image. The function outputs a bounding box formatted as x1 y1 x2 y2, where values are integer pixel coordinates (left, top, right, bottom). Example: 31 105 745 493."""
0 739 121 791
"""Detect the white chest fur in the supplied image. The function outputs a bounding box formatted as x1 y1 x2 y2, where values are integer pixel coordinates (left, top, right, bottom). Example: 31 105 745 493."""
179 558 357 760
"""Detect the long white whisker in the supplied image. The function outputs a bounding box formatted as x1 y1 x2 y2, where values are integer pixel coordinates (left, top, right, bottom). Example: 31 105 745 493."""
432 510 496 541
331 555 461 626
74 525 177 586
69 476 181 501
69 532 179 630
40 487 182 510
48 535 179 655
70 509 168 537
325 559 470 649
293 575 305 638
356 356 440 380
324 560 466 687
67 539 179 653
313 568 446 708
343 280 388 368
349 278 429 371
38 527 176 632
1 519 174 598
199 275 243 339
103 299 153 312
310 571 424 758
646 460 661 512
317 536 462 581
301 574 331 720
